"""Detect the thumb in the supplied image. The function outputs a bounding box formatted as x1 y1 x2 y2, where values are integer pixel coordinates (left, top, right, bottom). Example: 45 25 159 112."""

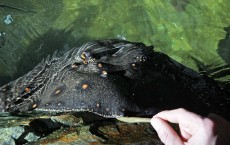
151 117 184 145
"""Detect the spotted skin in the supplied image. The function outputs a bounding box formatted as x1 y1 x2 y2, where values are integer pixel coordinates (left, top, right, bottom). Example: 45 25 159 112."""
0 40 148 117
0 40 229 118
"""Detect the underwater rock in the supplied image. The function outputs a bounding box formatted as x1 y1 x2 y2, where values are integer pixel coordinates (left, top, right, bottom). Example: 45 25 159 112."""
90 120 162 145
0 112 164 144
0 126 24 145
0 125 39 144
51 114 84 127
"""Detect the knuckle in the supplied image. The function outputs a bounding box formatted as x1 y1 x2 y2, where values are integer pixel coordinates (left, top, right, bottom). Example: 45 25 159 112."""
203 118 215 129
177 108 187 113
200 118 215 136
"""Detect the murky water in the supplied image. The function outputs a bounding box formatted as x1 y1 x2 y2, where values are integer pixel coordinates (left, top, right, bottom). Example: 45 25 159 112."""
0 0 230 85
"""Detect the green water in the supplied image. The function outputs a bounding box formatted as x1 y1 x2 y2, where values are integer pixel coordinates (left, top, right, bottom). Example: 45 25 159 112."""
0 0 230 85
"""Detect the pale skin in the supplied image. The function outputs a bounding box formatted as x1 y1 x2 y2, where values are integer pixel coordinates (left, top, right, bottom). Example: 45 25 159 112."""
150 108 230 145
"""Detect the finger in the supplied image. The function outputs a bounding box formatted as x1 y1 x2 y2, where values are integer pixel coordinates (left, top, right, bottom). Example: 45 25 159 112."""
151 117 184 145
154 108 201 124
179 126 192 141
153 108 202 135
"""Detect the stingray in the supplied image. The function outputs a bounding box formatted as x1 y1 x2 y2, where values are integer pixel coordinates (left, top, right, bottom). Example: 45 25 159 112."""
0 39 229 119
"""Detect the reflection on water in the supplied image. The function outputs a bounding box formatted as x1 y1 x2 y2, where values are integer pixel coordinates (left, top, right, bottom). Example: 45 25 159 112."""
0 0 229 85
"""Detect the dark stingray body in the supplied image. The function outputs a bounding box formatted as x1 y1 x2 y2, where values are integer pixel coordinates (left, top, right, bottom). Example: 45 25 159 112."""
0 39 229 118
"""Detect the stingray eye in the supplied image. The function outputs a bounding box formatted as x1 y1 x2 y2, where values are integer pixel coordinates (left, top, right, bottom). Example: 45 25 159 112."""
81 52 86 59
81 52 89 64
81 52 95 64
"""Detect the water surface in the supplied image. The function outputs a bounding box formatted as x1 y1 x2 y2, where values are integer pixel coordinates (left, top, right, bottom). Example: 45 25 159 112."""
0 0 229 85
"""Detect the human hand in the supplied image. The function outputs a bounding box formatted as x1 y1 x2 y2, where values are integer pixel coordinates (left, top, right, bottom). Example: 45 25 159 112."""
150 108 230 145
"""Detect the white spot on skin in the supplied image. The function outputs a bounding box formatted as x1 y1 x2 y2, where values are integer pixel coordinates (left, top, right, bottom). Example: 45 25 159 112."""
131 63 137 69
98 63 103 68
101 70 108 77
32 104 37 109
71 64 78 69
55 90 61 94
